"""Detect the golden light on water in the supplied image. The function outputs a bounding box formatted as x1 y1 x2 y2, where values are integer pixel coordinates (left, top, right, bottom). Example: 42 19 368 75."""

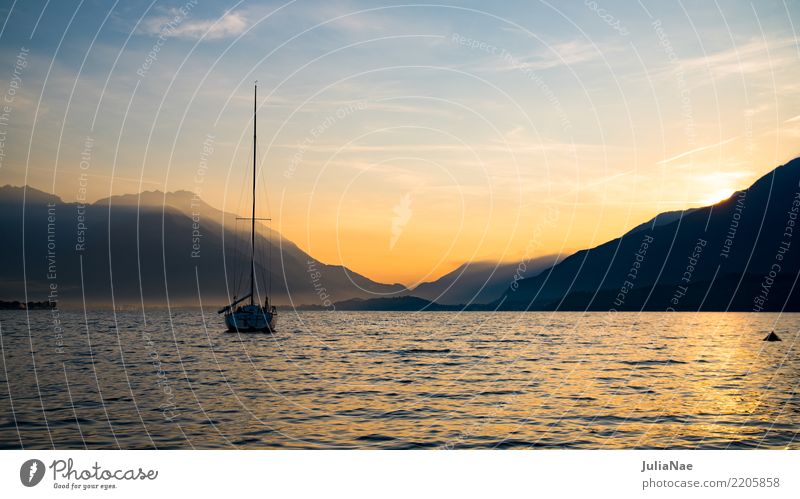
6 311 797 448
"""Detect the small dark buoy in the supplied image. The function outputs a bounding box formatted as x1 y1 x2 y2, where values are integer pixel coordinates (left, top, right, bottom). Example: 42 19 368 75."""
764 331 781 342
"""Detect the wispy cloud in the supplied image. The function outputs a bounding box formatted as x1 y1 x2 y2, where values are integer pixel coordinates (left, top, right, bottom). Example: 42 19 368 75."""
288 2 391 34
642 37 799 84
523 39 610 71
271 139 626 156
680 37 798 77
139 9 249 40
657 137 738 164
463 38 614 73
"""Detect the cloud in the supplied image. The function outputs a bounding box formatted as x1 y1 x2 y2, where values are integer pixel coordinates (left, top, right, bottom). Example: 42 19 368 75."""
522 39 609 71
285 2 389 34
657 137 738 164
641 37 799 84
680 37 798 77
454 37 619 77
271 139 625 156
139 10 249 40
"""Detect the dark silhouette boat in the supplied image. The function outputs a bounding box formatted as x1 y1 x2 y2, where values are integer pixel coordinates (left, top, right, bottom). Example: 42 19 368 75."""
218 83 277 332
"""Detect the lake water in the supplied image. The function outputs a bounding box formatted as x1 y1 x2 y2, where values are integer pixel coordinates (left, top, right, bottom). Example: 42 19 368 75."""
1 310 798 449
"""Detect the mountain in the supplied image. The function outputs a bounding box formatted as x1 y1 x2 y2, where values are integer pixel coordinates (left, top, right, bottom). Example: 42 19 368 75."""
500 157 800 311
626 208 699 235
298 296 455 311
552 272 800 311
7 157 800 312
0 185 405 307
407 256 560 305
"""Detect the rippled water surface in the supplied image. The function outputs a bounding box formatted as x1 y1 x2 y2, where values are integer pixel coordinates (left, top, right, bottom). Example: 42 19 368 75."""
1 310 798 449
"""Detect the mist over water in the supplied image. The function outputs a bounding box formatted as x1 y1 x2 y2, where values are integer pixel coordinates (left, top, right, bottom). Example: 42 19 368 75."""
1 310 798 449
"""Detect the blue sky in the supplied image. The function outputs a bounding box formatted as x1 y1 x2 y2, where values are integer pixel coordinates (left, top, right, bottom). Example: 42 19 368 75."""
1 0 799 283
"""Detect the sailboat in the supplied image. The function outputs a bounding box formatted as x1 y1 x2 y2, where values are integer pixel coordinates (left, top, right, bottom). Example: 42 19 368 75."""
218 83 277 332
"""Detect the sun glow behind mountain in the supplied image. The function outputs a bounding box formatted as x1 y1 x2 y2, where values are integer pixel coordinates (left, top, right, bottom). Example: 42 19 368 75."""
701 189 735 206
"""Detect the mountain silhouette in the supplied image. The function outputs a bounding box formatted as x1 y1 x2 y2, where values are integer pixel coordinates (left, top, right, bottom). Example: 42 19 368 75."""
301 295 453 311
5 157 800 312
0 185 406 307
500 157 800 311
406 256 559 305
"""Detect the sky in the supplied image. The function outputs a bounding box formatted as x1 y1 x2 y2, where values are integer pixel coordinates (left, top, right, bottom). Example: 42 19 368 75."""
1 0 799 286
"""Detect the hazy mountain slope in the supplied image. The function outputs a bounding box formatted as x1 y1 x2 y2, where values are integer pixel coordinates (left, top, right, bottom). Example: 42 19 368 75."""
0 185 405 306
408 255 560 305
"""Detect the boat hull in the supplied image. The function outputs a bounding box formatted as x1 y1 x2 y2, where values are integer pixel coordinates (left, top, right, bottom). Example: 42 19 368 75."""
224 305 277 332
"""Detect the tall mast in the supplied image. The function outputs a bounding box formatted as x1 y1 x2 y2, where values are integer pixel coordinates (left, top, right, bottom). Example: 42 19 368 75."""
250 82 257 306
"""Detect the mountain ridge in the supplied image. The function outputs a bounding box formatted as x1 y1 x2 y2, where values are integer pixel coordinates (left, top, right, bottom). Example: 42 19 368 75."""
0 185 407 306
290 157 800 311
499 157 800 311
6 156 799 312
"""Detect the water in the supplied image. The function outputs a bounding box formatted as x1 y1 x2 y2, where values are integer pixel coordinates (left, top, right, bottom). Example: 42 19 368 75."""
1 310 798 449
